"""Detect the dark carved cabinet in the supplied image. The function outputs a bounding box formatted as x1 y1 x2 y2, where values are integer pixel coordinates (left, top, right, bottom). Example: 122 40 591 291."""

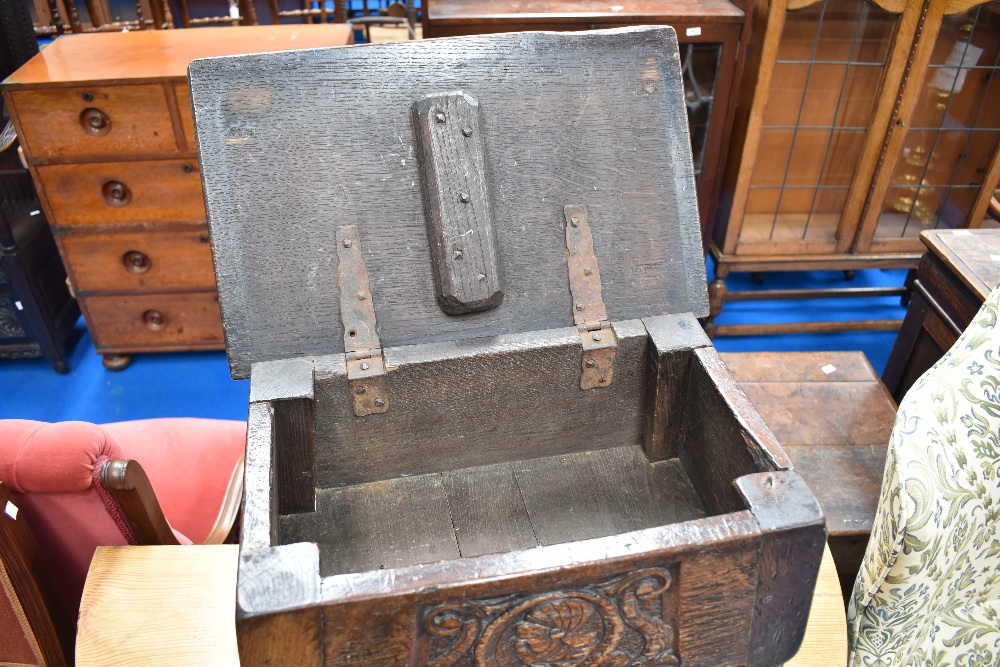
0 169 79 372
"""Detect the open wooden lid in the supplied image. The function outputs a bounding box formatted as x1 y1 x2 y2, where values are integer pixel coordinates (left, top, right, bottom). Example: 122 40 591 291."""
190 27 707 380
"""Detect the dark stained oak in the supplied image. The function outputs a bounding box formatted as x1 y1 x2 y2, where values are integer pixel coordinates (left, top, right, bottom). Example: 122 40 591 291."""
196 29 826 667
190 28 708 380
883 229 1000 402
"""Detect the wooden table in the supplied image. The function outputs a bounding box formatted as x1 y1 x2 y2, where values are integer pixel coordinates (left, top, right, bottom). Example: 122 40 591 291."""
75 544 846 666
882 229 1000 403
421 0 747 252
721 351 898 602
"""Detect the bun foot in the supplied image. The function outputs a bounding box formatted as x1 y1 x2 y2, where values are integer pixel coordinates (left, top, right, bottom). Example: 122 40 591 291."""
101 354 133 371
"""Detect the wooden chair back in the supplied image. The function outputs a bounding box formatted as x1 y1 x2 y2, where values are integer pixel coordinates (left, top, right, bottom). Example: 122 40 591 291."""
0 482 74 667
31 0 172 34
267 0 341 24
175 0 258 27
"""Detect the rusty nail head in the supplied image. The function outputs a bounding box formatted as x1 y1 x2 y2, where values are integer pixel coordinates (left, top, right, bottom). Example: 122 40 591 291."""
357 291 367 301
459 193 471 203
361 362 370 371
453 249 463 260
584 267 593 276
585 359 596 368
435 110 446 123
375 398 386 407
576 303 585 311
355 385 366 395
462 126 473 137
343 239 353 248
592 333 602 341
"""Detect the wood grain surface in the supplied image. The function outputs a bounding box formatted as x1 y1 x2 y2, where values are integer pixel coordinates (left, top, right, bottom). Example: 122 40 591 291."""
190 27 707 379
280 445 707 577
76 545 240 667
73 542 846 667
59 228 216 294
3 25 355 87
312 320 650 487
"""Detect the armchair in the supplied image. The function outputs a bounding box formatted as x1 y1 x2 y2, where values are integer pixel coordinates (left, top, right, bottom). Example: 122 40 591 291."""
848 286 1000 665
0 418 245 623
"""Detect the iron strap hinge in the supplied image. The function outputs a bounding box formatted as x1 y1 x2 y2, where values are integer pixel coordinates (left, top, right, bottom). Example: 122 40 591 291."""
336 225 389 417
564 204 616 390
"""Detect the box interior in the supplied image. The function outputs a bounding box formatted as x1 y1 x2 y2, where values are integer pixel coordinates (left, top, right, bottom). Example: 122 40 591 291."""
267 318 753 578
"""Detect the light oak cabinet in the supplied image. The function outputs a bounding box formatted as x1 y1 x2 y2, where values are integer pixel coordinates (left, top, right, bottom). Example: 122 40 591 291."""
709 0 1000 335
2 25 353 369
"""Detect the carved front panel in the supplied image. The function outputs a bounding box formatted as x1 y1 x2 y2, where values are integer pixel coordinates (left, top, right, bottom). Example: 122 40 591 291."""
0 296 26 339
419 567 679 667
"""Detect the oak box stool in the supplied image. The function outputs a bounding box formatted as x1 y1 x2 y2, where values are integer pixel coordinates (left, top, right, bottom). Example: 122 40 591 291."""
191 27 826 666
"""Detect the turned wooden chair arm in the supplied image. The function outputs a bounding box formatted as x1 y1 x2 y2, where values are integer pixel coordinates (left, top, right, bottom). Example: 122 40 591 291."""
988 196 1000 223
100 460 180 546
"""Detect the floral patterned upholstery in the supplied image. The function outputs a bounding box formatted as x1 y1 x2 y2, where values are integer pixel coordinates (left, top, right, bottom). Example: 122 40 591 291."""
847 286 1000 667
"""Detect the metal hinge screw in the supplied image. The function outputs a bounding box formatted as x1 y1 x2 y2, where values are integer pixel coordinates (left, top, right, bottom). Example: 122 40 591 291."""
585 359 596 368
374 398 386 407
355 386 366 395
357 291 367 301
570 216 580 227
592 333 602 341
361 362 370 371
584 267 593 276
478 273 487 282
576 303 585 312
435 110 446 123
459 193 471 204
343 239 353 248
462 126 473 137
453 249 463 260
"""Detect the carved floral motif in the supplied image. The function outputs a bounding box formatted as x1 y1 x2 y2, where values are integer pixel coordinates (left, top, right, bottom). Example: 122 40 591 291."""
422 568 679 667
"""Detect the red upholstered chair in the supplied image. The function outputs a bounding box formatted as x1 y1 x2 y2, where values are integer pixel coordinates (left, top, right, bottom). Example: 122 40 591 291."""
0 418 246 626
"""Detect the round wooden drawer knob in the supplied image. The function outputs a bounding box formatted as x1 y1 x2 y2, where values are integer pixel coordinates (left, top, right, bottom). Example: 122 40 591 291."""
122 250 151 274
79 107 111 136
102 180 132 207
142 309 166 331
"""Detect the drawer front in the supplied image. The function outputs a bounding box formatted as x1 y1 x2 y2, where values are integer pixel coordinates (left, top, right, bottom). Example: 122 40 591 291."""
82 291 224 350
10 85 178 158
37 160 206 227
60 229 217 293
175 84 196 150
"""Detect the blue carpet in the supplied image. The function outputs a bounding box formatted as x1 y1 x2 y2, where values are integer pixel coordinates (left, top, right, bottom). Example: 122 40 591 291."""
0 262 908 423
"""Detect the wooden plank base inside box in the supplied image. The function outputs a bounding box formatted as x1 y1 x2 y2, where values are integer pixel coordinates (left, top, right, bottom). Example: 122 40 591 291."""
280 446 707 576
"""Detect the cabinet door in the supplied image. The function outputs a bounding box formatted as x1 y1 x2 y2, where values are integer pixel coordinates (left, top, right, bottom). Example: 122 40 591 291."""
858 1 1000 252
724 0 905 257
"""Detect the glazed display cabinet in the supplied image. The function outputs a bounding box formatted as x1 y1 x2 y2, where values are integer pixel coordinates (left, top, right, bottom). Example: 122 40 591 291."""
708 0 1000 335
422 0 752 247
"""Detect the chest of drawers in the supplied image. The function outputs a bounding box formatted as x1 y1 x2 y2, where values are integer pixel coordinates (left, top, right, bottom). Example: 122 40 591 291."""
2 25 354 369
